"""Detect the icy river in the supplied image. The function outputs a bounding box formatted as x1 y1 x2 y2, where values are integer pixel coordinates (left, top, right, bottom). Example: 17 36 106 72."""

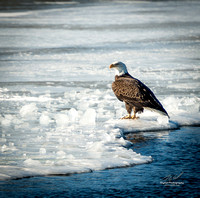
0 0 200 197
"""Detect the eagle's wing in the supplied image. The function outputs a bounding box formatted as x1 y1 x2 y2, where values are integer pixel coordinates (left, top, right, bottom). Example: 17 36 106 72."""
112 76 168 116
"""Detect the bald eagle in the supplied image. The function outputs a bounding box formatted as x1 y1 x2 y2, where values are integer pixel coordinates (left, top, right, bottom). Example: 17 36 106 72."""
109 61 169 119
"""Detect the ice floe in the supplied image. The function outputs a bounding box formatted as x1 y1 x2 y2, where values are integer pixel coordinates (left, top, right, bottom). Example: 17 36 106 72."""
0 0 200 180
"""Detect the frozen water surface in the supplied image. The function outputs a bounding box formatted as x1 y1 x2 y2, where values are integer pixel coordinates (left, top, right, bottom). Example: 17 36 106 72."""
0 0 200 181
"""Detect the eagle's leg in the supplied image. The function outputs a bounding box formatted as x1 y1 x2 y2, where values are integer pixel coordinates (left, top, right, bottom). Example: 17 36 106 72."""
131 112 138 119
121 103 132 119
131 107 143 119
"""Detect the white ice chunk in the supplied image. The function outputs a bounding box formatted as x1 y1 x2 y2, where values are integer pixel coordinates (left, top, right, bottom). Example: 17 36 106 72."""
23 158 42 167
19 103 38 119
56 151 66 158
39 112 50 126
0 142 16 152
80 108 96 125
68 108 78 122
1 145 7 152
1 117 11 126
39 148 46 154
55 113 69 127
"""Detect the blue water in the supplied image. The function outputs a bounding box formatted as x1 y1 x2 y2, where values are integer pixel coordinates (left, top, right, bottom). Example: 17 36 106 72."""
0 127 199 197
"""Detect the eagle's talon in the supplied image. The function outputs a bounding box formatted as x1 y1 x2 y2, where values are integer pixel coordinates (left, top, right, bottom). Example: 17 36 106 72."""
131 115 139 119
121 115 132 119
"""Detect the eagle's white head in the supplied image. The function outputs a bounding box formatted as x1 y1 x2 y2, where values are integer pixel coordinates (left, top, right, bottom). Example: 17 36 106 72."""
109 61 128 76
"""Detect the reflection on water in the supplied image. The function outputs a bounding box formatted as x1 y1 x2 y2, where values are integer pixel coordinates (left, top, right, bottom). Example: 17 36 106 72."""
125 131 170 144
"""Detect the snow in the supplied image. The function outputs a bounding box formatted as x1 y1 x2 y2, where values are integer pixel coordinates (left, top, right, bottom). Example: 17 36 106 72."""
0 0 200 180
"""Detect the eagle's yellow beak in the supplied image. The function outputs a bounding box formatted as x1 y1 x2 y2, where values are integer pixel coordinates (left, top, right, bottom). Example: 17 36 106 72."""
109 64 115 69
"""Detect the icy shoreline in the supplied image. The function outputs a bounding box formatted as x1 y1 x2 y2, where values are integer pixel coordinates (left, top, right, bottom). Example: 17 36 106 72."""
0 82 199 180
